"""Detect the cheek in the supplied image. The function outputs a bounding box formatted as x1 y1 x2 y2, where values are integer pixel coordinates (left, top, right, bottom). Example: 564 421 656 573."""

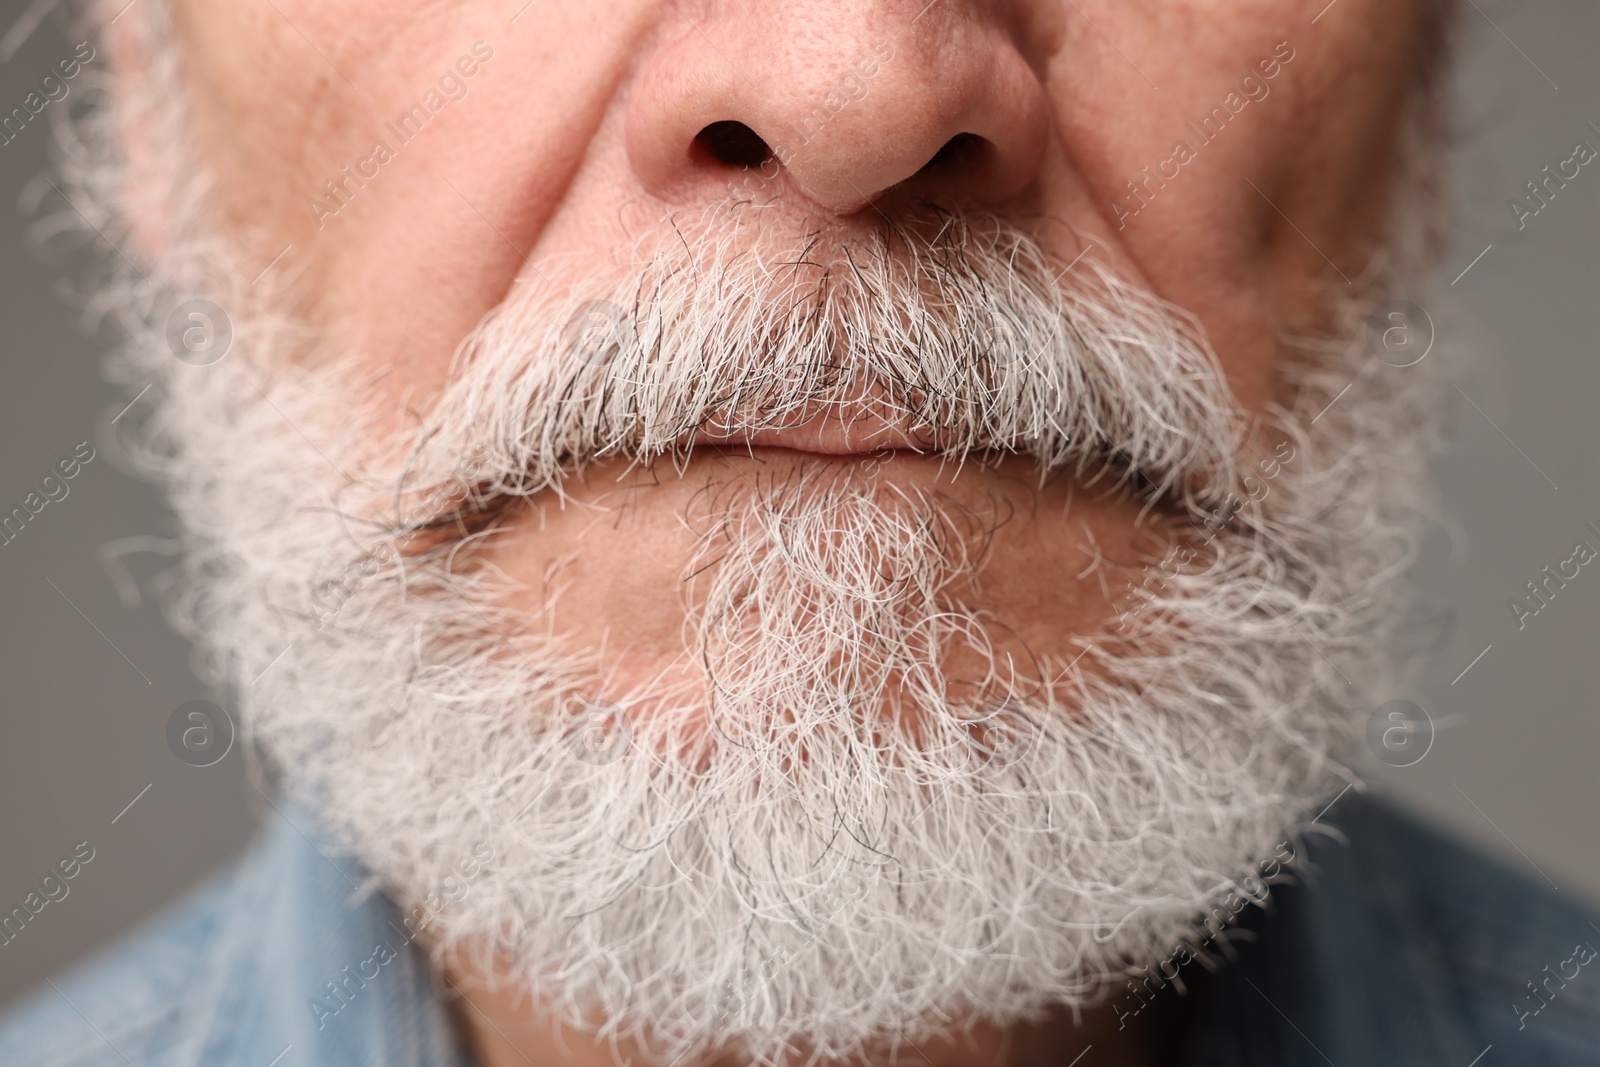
1044 0 1409 415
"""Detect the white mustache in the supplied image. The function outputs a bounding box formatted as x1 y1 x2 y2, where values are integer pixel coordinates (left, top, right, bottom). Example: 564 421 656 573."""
416 210 1243 511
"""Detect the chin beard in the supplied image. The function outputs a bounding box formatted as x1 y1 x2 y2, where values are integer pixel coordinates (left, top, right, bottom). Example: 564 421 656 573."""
61 5 1447 1060
104 267 1437 1067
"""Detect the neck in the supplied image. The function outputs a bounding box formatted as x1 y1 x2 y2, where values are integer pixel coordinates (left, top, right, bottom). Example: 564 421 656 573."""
442 966 1162 1067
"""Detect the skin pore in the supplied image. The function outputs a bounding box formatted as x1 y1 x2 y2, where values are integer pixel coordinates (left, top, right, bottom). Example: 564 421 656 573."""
108 0 1430 1063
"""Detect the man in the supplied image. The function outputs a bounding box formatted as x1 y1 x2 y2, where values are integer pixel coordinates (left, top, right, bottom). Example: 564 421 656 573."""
3 0 1598 1063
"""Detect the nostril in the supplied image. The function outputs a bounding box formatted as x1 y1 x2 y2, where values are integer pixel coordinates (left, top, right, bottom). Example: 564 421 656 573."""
694 121 773 169
921 132 988 172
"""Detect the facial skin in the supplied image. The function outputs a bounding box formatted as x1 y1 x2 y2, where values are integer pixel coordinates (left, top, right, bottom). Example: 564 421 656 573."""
105 1 1438 1065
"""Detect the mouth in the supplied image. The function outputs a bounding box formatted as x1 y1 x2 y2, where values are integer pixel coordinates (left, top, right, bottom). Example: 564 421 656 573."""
403 386 1216 557
682 414 1175 502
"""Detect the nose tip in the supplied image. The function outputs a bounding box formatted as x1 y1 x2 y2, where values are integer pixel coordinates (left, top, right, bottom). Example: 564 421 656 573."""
626 14 1049 216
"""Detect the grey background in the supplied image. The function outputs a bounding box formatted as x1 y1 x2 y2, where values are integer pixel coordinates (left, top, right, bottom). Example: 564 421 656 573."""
0 0 1595 1014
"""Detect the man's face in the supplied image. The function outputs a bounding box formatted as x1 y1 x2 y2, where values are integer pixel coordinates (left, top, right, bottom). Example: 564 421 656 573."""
142 0 1422 708
103 0 1444 1063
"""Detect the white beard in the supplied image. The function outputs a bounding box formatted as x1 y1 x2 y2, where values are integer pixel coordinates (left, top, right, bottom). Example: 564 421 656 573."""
74 7 1445 1063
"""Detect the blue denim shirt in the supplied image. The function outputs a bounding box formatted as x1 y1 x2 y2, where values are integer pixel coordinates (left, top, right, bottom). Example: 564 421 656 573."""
3 790 1598 1066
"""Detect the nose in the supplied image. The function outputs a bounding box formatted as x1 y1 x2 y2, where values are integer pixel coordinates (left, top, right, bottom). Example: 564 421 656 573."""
626 3 1049 215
